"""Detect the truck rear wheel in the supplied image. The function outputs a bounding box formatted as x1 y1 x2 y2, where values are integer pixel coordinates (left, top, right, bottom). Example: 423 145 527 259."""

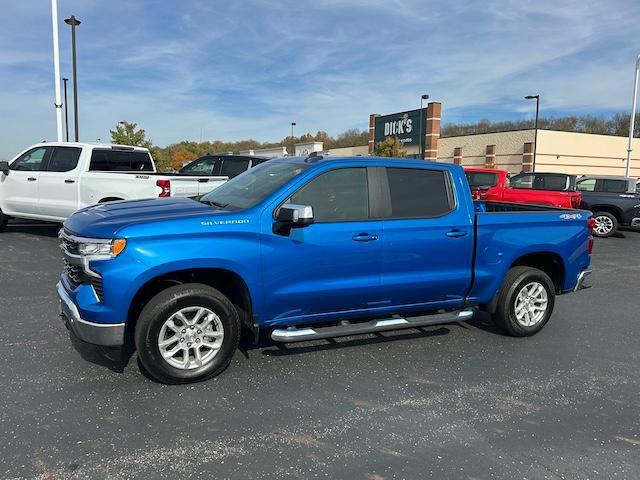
134 283 240 384
592 211 618 237
0 210 7 232
491 266 555 337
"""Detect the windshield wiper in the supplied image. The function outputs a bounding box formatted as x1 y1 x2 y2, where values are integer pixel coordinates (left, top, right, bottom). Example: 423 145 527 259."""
202 199 229 209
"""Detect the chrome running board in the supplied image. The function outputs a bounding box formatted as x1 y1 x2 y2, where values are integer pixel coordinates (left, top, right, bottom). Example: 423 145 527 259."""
271 309 474 343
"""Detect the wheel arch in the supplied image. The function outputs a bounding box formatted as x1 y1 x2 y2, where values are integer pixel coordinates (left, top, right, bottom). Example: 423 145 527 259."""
589 205 623 223
509 251 565 294
126 267 254 341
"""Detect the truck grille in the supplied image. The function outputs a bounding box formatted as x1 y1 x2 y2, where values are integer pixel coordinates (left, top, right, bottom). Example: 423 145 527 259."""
63 259 83 285
59 229 105 302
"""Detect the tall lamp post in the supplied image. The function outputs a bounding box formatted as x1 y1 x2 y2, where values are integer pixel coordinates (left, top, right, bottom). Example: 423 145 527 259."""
64 15 81 142
290 122 296 155
50 0 63 141
525 95 540 172
62 77 69 141
625 54 640 178
418 94 429 159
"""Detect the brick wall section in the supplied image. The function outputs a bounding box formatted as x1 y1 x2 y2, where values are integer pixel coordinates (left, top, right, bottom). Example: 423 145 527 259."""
424 102 441 160
368 114 378 154
485 145 496 168
522 142 534 172
453 147 462 165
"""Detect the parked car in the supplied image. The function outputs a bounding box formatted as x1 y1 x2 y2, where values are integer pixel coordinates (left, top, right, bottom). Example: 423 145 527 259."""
0 142 228 230
464 168 582 208
179 154 268 179
576 175 640 237
58 156 593 384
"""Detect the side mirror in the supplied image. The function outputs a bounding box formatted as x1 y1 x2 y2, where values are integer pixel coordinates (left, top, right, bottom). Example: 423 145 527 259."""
0 161 9 176
273 204 314 235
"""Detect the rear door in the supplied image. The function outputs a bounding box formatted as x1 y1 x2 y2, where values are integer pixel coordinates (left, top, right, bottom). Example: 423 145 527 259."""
38 146 83 219
379 166 473 309
3 146 49 215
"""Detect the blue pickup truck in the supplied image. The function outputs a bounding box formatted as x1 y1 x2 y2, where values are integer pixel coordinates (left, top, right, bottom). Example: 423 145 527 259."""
57 156 594 384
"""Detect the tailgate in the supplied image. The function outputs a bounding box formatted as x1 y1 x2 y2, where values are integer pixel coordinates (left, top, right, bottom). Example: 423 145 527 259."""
166 176 228 197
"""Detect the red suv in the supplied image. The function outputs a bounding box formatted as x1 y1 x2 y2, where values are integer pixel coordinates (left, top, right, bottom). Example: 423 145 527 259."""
464 168 582 209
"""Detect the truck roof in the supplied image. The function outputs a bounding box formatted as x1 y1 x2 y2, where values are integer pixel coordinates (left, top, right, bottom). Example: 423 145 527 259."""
27 141 150 152
276 155 452 168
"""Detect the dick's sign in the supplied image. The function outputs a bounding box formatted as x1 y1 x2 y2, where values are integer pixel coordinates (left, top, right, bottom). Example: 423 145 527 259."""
374 109 425 146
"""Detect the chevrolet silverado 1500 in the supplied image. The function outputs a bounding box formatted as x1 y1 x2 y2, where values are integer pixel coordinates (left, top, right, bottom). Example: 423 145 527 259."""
57 156 594 384
0 142 229 230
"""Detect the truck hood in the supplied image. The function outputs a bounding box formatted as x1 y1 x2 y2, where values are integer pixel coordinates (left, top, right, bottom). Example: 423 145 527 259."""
64 197 223 238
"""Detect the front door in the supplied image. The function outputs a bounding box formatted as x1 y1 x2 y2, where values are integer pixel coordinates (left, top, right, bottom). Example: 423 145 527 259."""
38 146 82 219
2 146 49 216
261 166 383 325
380 166 474 309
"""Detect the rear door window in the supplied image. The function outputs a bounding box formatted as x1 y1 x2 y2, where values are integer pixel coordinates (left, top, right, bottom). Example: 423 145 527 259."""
89 150 153 172
600 179 628 194
220 158 251 178
46 147 82 172
386 167 453 218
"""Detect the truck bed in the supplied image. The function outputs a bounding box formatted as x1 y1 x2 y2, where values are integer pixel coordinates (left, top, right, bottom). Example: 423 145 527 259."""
475 200 574 213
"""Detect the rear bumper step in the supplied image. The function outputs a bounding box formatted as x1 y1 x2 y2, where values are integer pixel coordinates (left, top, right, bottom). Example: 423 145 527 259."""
271 309 474 343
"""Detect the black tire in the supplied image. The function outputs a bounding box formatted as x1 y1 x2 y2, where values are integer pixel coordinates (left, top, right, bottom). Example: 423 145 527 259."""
0 210 7 233
592 211 618 238
134 283 240 384
491 266 555 337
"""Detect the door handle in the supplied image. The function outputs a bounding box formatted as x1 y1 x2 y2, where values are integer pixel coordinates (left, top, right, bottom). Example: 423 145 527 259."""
446 229 468 238
27 177 37 181
64 179 75 184
352 233 379 242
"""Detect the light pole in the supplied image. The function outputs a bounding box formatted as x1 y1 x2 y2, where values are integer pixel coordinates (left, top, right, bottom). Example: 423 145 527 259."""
625 54 640 178
290 122 296 155
419 94 429 159
64 15 81 142
50 0 63 141
62 77 69 141
525 95 540 172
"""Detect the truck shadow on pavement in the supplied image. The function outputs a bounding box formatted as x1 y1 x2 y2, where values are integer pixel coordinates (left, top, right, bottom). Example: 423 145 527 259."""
5 221 60 237
66 313 505 378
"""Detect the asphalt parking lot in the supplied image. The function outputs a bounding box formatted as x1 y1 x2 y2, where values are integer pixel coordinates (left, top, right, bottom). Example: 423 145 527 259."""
1 222 639 480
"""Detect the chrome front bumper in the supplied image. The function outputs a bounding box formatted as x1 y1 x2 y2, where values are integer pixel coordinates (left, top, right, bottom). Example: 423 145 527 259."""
56 281 125 347
574 268 593 292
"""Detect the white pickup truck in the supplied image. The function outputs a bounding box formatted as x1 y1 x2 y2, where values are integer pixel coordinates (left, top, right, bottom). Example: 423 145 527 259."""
0 142 229 230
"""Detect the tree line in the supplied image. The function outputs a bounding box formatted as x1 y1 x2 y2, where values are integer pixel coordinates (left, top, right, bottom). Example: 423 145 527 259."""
111 112 640 171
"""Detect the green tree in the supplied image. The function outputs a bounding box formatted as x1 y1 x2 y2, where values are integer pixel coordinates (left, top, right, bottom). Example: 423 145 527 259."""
374 137 406 157
110 121 153 148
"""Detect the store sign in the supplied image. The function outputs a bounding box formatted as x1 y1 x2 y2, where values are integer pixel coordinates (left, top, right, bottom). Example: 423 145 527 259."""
374 109 425 146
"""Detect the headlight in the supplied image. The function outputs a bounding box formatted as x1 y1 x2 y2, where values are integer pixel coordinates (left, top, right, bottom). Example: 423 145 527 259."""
78 239 126 259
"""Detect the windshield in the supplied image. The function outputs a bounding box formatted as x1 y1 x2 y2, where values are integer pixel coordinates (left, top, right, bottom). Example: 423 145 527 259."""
200 160 309 210
465 171 498 189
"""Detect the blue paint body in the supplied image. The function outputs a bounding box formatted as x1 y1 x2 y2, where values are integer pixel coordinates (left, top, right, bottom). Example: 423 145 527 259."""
60 157 592 332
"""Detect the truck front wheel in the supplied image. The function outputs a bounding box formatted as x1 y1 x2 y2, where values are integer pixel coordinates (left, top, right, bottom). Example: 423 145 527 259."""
491 266 555 337
134 283 240 384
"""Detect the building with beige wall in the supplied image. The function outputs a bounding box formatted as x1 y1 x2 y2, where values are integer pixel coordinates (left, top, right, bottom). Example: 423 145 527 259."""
437 129 640 178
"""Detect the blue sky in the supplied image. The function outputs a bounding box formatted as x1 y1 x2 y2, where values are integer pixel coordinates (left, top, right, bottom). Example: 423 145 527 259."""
0 0 639 158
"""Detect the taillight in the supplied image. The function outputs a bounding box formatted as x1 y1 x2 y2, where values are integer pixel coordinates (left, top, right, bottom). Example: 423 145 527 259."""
571 192 582 209
156 179 171 197
587 217 595 255
587 217 596 232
